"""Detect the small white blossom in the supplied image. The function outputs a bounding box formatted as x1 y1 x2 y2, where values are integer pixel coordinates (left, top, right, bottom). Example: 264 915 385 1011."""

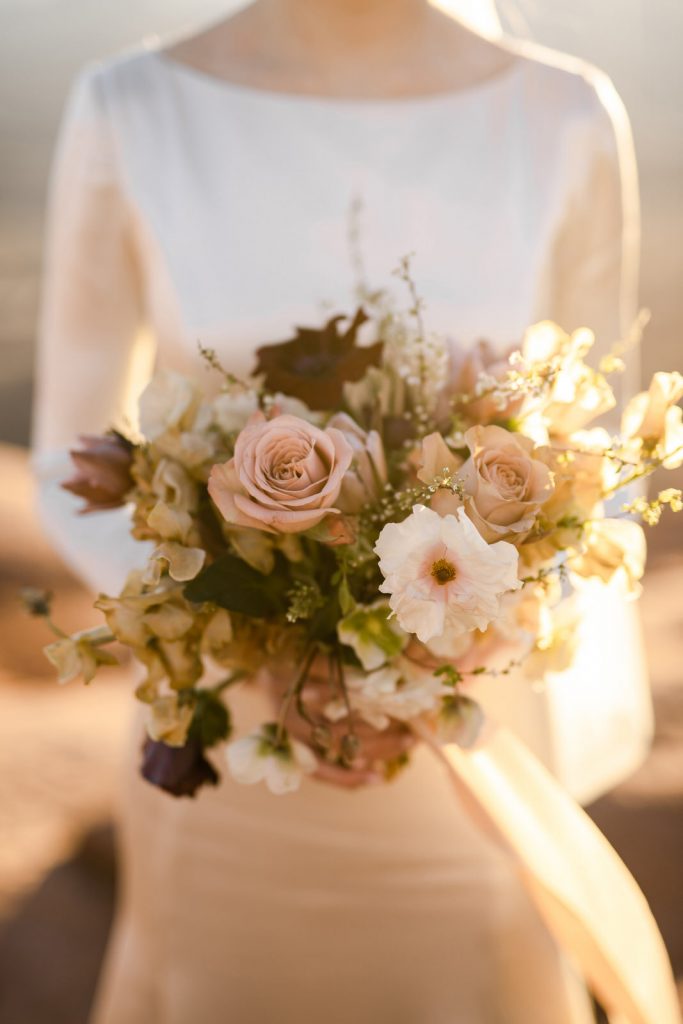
325 662 447 730
437 695 485 748
226 725 317 794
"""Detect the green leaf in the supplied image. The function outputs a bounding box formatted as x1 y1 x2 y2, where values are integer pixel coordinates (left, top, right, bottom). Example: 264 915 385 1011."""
338 575 355 616
308 594 341 644
189 690 232 748
184 552 289 618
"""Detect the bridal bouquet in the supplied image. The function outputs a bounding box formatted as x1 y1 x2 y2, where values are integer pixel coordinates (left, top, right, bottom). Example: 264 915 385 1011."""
30 264 683 797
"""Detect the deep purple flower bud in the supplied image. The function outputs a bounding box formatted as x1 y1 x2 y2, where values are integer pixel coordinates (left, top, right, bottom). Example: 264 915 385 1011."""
140 737 219 798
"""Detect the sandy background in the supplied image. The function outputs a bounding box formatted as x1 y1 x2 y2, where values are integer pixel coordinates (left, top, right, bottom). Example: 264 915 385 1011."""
0 2 681 1020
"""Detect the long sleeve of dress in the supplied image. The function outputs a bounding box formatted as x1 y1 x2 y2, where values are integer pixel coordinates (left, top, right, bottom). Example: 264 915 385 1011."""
551 66 641 411
470 65 652 803
32 66 154 595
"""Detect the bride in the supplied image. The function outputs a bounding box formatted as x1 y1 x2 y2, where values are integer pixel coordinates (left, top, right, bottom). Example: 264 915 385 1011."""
33 1 652 1021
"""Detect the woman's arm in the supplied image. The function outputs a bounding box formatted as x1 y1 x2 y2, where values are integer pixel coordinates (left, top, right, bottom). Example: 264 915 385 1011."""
551 67 641 413
32 66 154 595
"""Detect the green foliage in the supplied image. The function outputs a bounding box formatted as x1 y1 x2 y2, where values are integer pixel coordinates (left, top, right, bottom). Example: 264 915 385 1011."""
189 689 232 748
433 664 463 687
285 579 325 623
337 575 355 616
184 552 289 617
307 593 342 644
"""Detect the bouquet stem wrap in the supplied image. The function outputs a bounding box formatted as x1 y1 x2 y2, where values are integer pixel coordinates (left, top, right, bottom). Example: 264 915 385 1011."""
413 720 681 1024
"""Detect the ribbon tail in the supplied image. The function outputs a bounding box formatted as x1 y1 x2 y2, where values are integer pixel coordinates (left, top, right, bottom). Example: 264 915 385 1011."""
413 720 680 1024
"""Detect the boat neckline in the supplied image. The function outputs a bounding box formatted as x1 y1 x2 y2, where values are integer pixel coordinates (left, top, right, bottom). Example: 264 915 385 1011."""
151 47 526 110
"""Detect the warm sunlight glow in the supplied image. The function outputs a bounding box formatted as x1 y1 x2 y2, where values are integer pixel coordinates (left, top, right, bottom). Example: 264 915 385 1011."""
431 0 502 37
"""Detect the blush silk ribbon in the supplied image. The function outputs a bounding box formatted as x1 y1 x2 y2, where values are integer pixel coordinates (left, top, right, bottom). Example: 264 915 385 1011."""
412 720 681 1024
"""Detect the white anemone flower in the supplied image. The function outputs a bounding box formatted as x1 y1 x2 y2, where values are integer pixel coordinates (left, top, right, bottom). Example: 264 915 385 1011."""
226 725 317 795
374 505 521 644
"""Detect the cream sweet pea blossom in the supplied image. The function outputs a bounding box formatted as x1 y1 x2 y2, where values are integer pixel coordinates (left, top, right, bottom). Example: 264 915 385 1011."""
521 322 616 436
568 518 646 594
374 505 522 644
226 725 317 794
146 693 194 747
139 370 215 467
44 625 117 684
139 369 198 441
621 372 683 469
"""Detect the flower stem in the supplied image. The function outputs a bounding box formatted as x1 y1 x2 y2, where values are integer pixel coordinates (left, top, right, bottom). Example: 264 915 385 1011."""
212 670 248 695
275 646 318 746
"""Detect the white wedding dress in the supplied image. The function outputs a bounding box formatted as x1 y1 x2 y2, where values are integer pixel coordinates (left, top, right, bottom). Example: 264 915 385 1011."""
33 40 653 1024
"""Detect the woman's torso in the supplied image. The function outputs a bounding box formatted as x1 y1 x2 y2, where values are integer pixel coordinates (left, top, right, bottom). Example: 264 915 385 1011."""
105 47 608 378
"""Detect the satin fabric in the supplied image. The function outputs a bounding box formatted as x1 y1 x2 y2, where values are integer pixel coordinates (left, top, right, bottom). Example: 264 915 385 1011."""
416 722 680 1024
33 41 654 1022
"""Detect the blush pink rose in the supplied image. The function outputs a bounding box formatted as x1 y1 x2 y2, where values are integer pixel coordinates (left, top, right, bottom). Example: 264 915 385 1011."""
460 424 554 543
208 413 353 534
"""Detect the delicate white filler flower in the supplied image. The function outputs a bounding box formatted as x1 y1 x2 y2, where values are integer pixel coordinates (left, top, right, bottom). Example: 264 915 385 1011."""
225 725 317 795
374 505 522 644
325 663 447 730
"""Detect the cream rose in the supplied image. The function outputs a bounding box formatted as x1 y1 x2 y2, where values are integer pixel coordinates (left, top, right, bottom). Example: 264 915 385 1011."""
460 424 554 542
208 413 353 533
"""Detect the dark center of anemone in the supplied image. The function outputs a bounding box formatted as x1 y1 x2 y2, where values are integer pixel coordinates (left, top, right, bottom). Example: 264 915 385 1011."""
431 558 457 585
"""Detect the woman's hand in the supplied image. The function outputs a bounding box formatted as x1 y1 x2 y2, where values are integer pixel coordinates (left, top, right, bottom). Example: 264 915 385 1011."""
265 655 417 789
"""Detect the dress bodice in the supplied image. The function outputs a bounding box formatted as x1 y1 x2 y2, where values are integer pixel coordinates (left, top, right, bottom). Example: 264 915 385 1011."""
37 44 637 411
110 51 594 370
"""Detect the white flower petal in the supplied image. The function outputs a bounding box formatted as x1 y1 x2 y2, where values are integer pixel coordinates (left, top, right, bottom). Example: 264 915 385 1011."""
225 735 268 785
